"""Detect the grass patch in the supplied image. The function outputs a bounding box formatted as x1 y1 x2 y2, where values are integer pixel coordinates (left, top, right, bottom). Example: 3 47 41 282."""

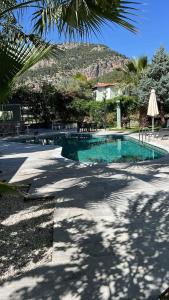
0 182 30 194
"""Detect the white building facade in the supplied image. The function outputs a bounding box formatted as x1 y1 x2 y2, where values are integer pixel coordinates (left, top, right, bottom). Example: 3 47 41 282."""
93 83 118 101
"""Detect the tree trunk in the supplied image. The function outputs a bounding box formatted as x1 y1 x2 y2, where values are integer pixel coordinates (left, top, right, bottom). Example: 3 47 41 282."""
159 102 166 126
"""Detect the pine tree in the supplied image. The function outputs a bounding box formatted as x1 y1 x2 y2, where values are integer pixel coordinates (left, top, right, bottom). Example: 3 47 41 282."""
138 47 169 124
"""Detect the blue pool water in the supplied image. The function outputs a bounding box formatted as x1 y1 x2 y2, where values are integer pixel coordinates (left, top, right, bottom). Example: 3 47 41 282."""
19 134 167 163
47 134 166 163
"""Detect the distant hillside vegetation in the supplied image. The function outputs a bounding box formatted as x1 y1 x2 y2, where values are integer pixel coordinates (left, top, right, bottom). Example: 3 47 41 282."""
18 43 128 87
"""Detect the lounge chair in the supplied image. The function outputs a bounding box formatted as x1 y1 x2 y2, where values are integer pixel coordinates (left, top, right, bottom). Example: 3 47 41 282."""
154 128 169 139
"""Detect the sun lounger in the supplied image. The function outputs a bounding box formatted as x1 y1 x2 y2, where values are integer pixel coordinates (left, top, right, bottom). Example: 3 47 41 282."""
155 128 169 139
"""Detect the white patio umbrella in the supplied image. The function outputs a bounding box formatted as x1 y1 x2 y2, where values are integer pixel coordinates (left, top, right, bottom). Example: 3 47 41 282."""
147 89 159 132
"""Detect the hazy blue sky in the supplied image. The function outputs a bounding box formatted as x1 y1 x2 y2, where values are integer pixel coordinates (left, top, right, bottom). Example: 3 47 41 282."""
24 1 169 59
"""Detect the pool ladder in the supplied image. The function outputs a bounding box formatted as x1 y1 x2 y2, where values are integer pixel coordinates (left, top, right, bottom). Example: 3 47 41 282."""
139 127 149 143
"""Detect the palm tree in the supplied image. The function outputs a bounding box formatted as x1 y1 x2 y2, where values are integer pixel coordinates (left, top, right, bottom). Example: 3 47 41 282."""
0 0 141 101
126 56 148 76
0 33 54 102
1 1 140 38
122 56 148 94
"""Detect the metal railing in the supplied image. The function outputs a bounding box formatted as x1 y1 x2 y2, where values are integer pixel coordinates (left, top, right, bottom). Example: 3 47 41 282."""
139 127 153 143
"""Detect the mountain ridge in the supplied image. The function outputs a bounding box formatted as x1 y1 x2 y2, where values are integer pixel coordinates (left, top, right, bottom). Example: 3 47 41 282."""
18 43 128 87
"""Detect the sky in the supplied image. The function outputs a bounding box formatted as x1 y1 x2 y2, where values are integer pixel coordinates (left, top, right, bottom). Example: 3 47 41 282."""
24 0 169 60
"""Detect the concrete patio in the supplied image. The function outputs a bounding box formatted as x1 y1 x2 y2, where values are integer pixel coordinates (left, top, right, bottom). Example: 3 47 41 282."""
0 134 169 299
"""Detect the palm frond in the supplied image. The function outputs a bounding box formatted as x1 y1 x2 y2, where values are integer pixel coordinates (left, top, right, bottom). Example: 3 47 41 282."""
121 55 148 93
1 1 141 38
125 56 148 74
0 32 54 102
137 55 148 72
32 0 140 38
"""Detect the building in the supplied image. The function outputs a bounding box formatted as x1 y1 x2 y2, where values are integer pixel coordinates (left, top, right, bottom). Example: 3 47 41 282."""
93 83 119 101
92 82 122 129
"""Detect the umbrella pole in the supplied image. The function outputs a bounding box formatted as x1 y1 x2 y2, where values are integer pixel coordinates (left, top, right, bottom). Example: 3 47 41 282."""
152 117 154 132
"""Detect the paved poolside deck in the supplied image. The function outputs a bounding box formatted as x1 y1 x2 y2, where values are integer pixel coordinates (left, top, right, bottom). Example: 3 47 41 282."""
1 133 169 299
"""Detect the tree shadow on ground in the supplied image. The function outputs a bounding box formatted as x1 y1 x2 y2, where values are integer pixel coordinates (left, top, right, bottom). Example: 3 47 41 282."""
1 190 169 299
1 143 169 298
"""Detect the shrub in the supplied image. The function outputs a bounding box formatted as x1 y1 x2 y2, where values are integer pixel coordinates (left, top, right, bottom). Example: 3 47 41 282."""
69 99 91 121
106 112 116 127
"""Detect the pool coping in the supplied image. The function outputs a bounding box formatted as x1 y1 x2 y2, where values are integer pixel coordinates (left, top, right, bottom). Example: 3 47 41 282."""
3 131 169 167
130 133 169 153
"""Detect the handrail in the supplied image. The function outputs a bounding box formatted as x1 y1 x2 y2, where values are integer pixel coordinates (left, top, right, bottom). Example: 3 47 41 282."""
139 127 151 143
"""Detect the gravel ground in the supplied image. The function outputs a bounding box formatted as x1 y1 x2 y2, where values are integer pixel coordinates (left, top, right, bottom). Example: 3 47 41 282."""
0 192 56 284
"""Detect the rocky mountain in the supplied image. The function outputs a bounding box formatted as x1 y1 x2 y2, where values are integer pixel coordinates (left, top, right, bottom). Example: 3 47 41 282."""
18 43 128 87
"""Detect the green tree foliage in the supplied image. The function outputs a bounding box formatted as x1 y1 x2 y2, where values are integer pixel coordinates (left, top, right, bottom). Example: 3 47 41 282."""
69 99 91 122
74 73 88 82
138 47 169 124
11 80 94 125
106 112 116 127
114 95 138 117
57 77 93 99
10 83 74 125
86 100 115 127
122 56 148 94
0 32 54 102
11 82 138 127
127 56 148 73
97 69 126 84
88 102 104 126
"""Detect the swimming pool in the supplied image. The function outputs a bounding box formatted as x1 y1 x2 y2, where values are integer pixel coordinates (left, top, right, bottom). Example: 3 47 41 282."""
21 134 167 163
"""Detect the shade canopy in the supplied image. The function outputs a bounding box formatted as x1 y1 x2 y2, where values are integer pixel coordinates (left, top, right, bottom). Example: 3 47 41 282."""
147 89 159 117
